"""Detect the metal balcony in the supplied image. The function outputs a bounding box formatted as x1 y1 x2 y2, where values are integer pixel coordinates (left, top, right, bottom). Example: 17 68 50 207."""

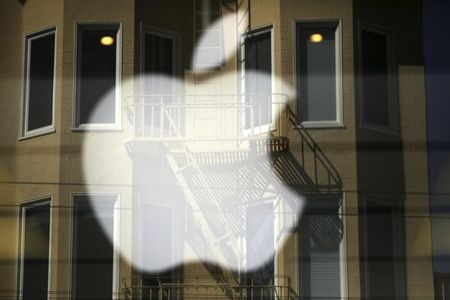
124 93 342 192
122 275 293 300
125 94 289 141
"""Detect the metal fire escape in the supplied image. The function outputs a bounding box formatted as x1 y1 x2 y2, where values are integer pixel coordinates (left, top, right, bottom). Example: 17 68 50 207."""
120 0 343 297
123 93 342 299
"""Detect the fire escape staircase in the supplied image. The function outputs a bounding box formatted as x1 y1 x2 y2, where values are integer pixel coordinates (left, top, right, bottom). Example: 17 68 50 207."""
124 96 342 299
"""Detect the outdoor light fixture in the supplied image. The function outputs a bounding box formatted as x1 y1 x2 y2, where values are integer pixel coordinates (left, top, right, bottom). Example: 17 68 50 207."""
100 36 114 46
309 33 324 43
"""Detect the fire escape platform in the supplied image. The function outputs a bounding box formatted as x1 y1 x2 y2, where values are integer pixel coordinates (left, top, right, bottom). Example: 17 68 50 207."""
124 136 289 158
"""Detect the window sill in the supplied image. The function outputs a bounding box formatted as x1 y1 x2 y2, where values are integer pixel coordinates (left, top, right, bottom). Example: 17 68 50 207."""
295 121 345 129
72 124 123 132
360 122 399 136
19 127 56 141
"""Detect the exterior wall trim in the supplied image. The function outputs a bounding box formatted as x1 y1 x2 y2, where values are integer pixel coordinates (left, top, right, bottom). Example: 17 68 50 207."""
292 18 344 128
240 24 277 134
139 23 182 96
72 22 123 131
20 26 58 140
357 21 400 136
68 192 121 299
17 196 53 300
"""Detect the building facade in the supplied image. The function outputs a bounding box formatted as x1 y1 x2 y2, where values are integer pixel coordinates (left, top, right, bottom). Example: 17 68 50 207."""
0 0 434 299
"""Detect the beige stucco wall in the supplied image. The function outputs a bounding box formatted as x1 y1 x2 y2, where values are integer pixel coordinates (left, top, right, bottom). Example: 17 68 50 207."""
0 0 135 298
55 0 135 297
0 0 64 298
276 0 358 298
353 0 434 298
399 65 434 299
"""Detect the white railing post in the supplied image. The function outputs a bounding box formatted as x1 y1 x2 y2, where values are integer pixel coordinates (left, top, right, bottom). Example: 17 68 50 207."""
150 103 154 138
160 96 164 138
140 95 144 138
250 95 255 137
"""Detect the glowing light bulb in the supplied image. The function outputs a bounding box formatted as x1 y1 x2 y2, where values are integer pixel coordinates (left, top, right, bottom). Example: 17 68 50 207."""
309 33 324 43
100 36 114 46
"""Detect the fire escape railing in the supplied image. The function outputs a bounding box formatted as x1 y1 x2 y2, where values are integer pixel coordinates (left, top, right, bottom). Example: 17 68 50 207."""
122 276 292 300
123 94 342 298
125 94 289 141
124 93 342 192
286 108 342 192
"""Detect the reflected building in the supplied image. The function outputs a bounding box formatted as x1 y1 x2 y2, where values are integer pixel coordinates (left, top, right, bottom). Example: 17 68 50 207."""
0 0 434 299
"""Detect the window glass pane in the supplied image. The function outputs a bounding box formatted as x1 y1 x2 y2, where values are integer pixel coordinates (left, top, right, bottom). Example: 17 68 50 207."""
77 26 118 125
143 33 176 136
246 202 274 299
21 202 50 300
194 0 222 69
195 48 222 68
244 30 272 128
297 22 338 122
139 201 182 299
26 32 55 132
363 199 403 298
141 204 172 269
195 0 221 13
300 197 342 299
72 195 116 300
195 13 221 31
144 34 173 80
361 30 390 127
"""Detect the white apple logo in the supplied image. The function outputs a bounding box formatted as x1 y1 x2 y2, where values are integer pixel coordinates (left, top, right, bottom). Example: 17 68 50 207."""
82 13 303 274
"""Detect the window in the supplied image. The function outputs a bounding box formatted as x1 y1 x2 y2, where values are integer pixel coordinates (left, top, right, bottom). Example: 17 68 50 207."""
359 25 398 133
136 195 183 300
75 25 120 129
360 196 405 299
23 29 56 137
245 202 275 299
19 199 51 300
72 195 118 300
193 0 223 69
143 31 175 84
299 195 344 300
141 30 178 136
242 27 273 131
296 21 342 125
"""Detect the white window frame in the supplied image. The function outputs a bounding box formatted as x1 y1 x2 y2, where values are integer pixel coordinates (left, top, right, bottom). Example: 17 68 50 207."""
18 196 53 300
358 23 399 135
138 25 183 137
139 24 181 96
73 23 122 131
293 19 344 128
297 192 346 300
240 25 276 136
21 28 57 139
69 192 121 300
